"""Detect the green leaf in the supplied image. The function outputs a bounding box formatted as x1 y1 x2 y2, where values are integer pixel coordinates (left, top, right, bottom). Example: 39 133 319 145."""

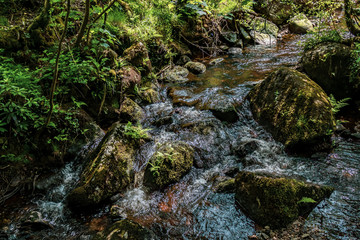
298 197 316 204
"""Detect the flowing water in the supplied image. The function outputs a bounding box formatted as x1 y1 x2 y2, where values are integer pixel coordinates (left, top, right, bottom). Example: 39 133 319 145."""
2 34 360 239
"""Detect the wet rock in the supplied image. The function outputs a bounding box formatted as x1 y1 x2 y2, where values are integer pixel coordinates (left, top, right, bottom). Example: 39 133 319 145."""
235 171 334 229
123 42 152 75
20 211 53 231
184 61 206 74
213 177 235 193
301 42 359 99
209 58 224 65
138 86 159 104
221 31 238 44
228 47 243 55
144 142 194 191
67 122 150 210
289 14 314 34
240 27 252 44
165 66 189 83
247 67 335 153
120 98 144 123
233 140 260 158
176 55 192 66
94 219 154 240
250 31 277 46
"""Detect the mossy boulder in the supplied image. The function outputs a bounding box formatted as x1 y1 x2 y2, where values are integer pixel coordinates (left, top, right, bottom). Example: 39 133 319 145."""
94 220 154 240
165 66 189 83
67 122 150 210
138 85 159 104
123 42 152 75
120 97 144 123
251 17 279 37
301 42 359 99
235 171 334 229
0 27 25 50
184 61 206 74
250 31 277 46
253 0 294 25
144 142 194 191
118 66 141 88
289 14 314 34
247 67 335 153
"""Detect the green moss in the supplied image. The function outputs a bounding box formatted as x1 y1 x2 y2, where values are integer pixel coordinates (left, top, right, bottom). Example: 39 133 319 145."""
144 142 194 190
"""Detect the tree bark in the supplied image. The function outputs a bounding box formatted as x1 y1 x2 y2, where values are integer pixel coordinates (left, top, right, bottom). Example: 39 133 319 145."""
75 0 90 47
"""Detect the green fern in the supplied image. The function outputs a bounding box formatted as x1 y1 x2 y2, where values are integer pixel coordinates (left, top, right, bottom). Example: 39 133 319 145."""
297 197 316 204
329 94 351 114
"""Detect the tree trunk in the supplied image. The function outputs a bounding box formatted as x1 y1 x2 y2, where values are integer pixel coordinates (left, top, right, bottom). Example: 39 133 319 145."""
75 0 90 47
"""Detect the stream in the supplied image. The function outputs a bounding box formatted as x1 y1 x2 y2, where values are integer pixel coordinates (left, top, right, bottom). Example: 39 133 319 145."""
1 34 359 239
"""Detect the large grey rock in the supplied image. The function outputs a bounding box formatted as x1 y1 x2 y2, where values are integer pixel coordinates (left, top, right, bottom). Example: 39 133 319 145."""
250 31 277 46
185 61 206 74
165 66 189 83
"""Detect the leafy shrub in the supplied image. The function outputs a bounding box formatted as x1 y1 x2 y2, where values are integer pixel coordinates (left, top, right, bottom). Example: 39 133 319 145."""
302 30 342 51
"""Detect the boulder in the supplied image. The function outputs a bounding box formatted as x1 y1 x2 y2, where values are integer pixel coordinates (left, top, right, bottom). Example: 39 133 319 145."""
165 66 189 83
250 31 277 46
138 86 159 104
176 55 191 66
120 98 144 123
67 122 150 210
251 17 279 37
289 14 314 34
118 66 141 88
94 220 154 240
301 42 359 99
247 67 335 153
184 61 206 74
235 171 334 229
123 42 152 75
143 142 194 190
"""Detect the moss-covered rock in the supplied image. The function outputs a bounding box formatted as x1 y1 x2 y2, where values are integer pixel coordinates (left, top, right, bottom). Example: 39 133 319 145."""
247 67 335 153
301 42 359 100
289 14 314 34
184 61 206 74
250 31 277 46
0 27 25 50
165 66 189 83
235 171 334 229
123 42 152 75
94 219 154 240
67 122 150 210
143 142 194 191
120 97 144 123
138 85 159 104
251 17 279 37
118 66 141 88
253 0 294 25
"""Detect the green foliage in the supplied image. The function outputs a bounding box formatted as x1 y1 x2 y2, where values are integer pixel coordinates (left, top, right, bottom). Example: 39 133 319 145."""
297 197 316 204
302 30 342 51
329 94 351 114
149 151 174 177
350 42 360 83
124 122 150 140
0 54 47 142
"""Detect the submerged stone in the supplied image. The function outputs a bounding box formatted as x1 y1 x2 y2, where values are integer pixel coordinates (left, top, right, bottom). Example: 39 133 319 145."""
235 171 334 229
67 122 150 210
143 142 194 191
247 67 335 153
